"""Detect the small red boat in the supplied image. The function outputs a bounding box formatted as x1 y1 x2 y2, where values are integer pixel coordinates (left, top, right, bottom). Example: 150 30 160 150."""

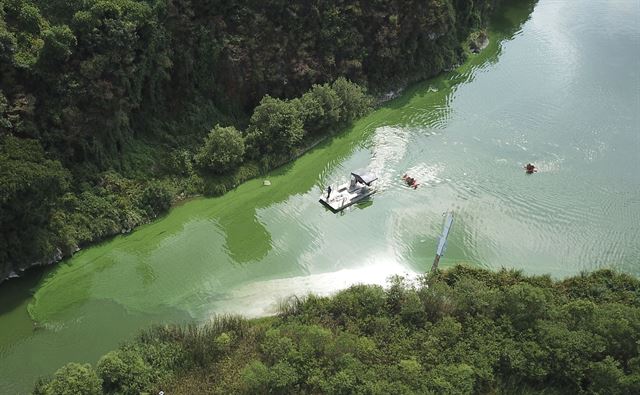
402 174 419 189
524 163 537 174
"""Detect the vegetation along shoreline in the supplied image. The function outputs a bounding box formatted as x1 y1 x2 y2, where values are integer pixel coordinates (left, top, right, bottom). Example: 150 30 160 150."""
1 0 508 284
33 266 640 394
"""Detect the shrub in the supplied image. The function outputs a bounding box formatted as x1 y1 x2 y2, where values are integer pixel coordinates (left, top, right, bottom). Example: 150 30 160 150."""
245 96 304 158
331 77 372 124
139 181 172 217
269 361 300 391
261 328 296 364
97 347 153 394
165 149 194 176
214 332 233 353
35 266 640 394
499 283 550 330
589 357 626 394
242 360 271 393
425 363 475 395
330 284 387 323
195 125 245 174
300 83 342 134
38 363 102 395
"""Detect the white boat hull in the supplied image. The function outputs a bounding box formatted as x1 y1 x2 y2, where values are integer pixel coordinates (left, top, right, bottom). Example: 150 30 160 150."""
319 182 376 212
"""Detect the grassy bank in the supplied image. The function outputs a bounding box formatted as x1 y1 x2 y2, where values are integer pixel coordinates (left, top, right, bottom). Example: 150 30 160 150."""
35 266 640 394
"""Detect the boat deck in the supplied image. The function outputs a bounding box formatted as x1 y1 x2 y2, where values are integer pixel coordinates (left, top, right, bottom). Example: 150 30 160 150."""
319 184 376 212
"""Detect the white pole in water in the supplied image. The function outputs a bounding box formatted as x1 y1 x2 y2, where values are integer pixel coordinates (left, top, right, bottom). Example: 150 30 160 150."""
431 212 454 274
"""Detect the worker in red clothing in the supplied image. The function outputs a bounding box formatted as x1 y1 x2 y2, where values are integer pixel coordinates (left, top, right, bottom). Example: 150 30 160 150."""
524 163 537 174
402 174 419 189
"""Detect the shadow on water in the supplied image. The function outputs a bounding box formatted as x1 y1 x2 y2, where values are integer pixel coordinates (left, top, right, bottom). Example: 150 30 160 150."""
0 269 44 317
218 209 273 264
355 199 374 210
216 124 373 263
492 0 538 36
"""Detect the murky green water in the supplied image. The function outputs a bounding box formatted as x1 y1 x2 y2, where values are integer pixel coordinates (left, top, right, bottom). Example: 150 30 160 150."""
2 0 639 392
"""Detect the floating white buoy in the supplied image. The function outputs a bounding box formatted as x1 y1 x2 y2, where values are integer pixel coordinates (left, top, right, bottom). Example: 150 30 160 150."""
263 180 271 186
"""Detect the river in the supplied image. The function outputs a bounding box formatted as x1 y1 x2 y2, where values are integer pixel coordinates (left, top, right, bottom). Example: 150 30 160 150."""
2 0 639 392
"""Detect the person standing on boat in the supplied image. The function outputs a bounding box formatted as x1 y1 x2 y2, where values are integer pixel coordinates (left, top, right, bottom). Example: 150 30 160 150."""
327 185 332 199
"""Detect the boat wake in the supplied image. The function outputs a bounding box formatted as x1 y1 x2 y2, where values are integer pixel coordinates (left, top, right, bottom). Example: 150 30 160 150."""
368 126 411 190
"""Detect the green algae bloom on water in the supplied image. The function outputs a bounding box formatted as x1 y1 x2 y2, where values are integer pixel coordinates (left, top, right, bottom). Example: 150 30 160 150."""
2 0 640 392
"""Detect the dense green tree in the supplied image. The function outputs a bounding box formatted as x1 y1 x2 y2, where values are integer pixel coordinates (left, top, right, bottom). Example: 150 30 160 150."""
34 363 102 395
38 24 76 68
139 181 172 218
426 363 475 395
245 95 305 158
242 360 271 393
589 357 626 395
499 283 550 330
300 83 342 134
0 90 10 129
97 346 154 394
331 77 373 124
0 136 69 274
194 125 245 174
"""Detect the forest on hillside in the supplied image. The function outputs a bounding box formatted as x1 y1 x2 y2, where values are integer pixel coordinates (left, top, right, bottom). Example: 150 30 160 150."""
0 0 505 281
34 266 640 394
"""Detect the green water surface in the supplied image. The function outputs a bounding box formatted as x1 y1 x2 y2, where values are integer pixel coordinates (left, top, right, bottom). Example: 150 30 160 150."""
1 0 639 392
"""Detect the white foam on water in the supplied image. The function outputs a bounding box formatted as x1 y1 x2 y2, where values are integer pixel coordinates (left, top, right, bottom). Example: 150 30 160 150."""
208 253 418 318
404 163 444 187
368 126 411 190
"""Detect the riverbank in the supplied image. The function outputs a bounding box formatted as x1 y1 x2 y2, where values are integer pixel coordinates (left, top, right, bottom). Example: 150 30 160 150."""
1 0 508 285
0 28 498 284
6 0 640 391
1 78 373 285
33 266 640 394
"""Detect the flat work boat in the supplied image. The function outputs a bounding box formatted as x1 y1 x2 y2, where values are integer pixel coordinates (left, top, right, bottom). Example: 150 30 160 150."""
319 170 378 213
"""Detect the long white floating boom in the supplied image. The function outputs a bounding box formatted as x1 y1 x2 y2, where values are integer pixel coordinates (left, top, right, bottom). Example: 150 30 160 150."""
431 212 454 274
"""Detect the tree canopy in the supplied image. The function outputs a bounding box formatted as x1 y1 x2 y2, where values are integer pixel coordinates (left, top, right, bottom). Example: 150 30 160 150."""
195 125 245 174
35 266 640 394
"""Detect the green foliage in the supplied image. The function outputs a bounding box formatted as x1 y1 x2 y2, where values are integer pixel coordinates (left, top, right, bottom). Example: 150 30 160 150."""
245 95 305 158
242 360 271 393
35 363 102 395
97 346 154 394
558 269 640 307
300 83 343 134
499 283 550 330
331 77 373 123
0 136 69 274
195 125 245 174
589 356 626 394
77 267 640 394
38 24 76 67
0 90 9 129
139 181 172 218
0 0 506 282
164 149 193 176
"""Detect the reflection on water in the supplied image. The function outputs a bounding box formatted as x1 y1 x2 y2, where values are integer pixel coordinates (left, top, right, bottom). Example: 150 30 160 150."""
210 257 418 318
3 0 640 392
219 209 273 263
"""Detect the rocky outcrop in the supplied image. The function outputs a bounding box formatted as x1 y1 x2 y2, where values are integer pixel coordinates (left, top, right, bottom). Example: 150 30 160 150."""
470 31 490 54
